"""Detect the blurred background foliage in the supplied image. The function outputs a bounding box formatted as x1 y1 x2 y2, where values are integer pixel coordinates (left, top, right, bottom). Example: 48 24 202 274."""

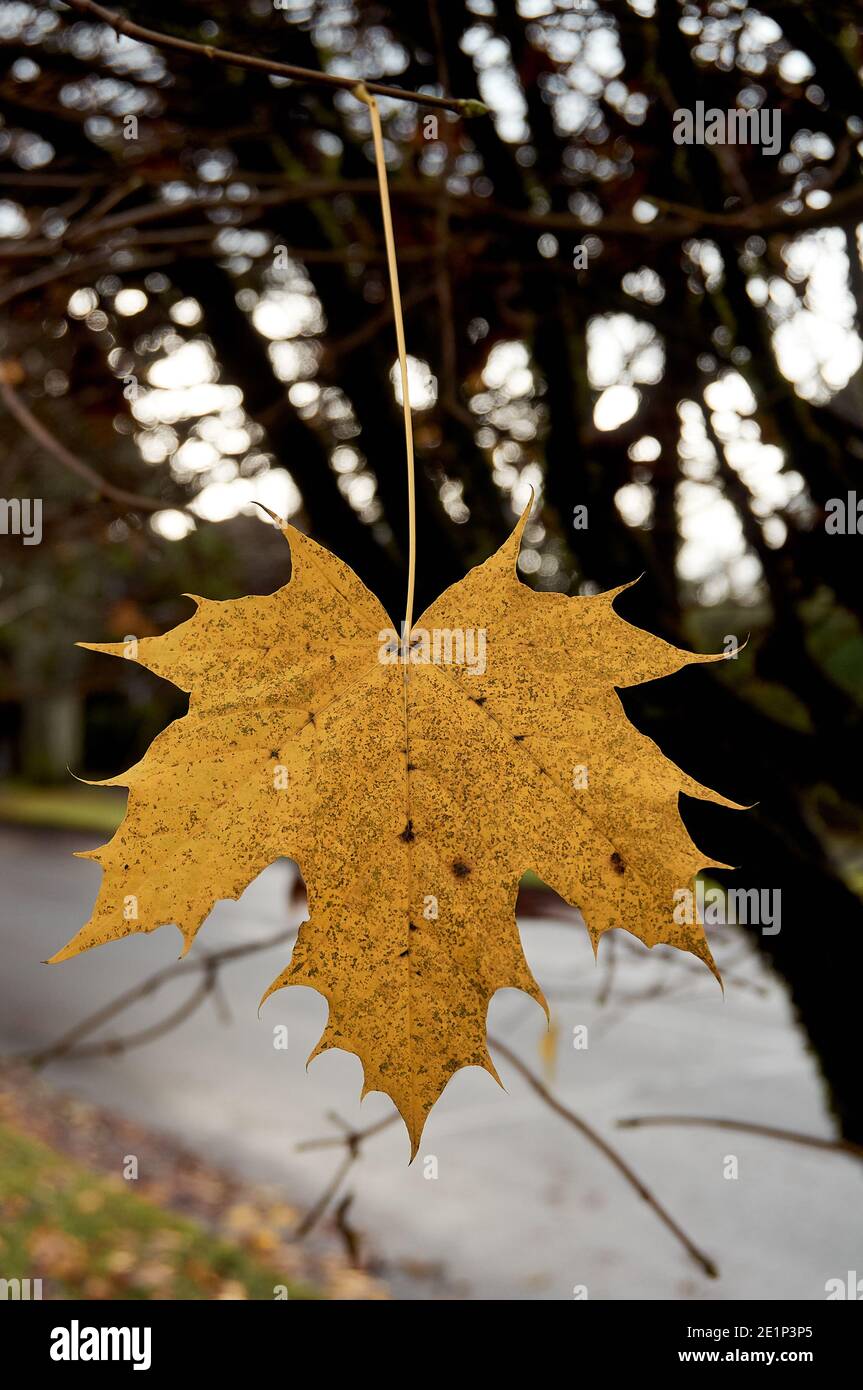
1 0 862 1145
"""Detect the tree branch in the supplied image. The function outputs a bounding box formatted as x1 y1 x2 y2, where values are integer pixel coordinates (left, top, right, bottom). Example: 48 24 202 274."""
292 1031 718 1278
0 250 173 310
0 377 194 517
61 0 486 116
487 1034 718 1279
27 925 298 1068
618 1114 863 1161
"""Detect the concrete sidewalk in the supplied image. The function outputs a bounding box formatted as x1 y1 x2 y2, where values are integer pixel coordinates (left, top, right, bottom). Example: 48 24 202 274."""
1 824 859 1299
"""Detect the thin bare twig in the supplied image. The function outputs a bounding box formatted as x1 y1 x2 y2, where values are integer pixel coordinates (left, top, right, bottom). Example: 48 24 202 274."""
0 173 111 189
292 1110 399 1240
27 926 297 1067
62 0 485 116
4 176 858 277
70 175 146 242
293 1036 717 1278
325 282 435 363
64 974 217 1059
296 1110 400 1156
486 1033 718 1278
618 1114 863 1161
0 378 194 517
294 1152 356 1239
333 1193 362 1266
0 250 173 310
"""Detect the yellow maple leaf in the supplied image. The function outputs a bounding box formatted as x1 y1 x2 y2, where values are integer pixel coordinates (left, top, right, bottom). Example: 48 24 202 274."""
53 508 742 1155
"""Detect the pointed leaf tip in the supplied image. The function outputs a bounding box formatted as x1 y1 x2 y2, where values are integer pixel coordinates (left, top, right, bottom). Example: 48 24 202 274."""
251 500 285 528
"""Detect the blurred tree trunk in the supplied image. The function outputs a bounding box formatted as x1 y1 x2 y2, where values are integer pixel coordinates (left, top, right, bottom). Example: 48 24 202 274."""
21 691 83 784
